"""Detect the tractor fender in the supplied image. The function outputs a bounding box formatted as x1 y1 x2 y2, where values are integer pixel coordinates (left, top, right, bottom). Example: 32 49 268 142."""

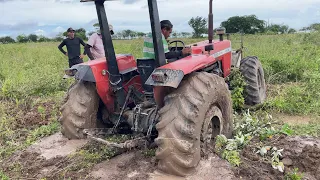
69 64 96 82
145 54 217 88
145 40 232 89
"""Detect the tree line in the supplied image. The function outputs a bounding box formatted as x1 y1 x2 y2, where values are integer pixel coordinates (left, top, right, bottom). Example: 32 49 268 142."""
188 15 320 37
1 15 319 44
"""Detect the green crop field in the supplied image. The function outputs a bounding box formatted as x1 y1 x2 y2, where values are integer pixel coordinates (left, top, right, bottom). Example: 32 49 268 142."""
1 33 320 113
0 33 320 179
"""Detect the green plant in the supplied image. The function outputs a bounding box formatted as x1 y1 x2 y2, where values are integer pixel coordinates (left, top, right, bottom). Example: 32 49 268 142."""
143 148 156 157
25 120 60 145
271 147 284 172
0 171 10 180
228 69 247 110
285 168 304 180
37 105 46 120
222 150 241 167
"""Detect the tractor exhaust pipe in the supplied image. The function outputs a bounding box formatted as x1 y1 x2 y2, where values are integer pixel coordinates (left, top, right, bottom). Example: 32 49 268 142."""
208 0 213 43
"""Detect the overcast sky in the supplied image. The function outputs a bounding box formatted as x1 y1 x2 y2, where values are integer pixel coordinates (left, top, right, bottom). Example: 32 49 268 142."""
0 0 320 38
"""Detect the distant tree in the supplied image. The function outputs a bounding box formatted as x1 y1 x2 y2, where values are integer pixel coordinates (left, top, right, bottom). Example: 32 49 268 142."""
38 36 51 42
129 31 137 38
62 28 87 40
121 29 134 39
188 16 207 38
279 25 289 34
172 31 178 38
28 34 38 42
93 22 100 31
16 34 29 43
309 23 320 31
266 24 290 34
220 15 265 34
288 28 297 34
0 36 15 44
88 31 95 36
136 32 146 37
75 28 87 40
181 32 192 38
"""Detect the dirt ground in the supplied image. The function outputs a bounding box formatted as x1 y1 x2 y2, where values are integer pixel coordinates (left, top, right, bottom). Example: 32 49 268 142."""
1 101 319 180
1 131 319 180
235 135 320 180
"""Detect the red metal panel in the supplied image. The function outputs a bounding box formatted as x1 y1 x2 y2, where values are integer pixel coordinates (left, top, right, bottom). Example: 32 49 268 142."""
82 55 141 112
159 40 232 77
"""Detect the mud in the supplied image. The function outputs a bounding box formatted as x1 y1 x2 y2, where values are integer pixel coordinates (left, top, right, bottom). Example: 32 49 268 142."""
235 135 320 180
2 132 320 180
91 152 236 180
27 132 88 160
0 132 88 179
90 151 157 180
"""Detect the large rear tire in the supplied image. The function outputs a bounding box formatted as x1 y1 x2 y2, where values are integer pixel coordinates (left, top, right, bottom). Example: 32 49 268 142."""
239 56 266 105
59 80 100 139
155 72 233 176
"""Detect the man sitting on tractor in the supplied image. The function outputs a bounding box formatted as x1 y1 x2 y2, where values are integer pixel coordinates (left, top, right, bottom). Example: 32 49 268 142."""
143 20 191 62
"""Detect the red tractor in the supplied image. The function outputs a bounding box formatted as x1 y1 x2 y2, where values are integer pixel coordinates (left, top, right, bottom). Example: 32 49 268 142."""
60 0 266 176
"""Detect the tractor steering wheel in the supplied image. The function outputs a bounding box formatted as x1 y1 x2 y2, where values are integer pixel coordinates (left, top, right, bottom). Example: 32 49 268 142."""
168 40 185 51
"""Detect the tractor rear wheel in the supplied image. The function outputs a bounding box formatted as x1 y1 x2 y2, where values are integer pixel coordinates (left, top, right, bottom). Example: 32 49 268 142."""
59 80 100 139
155 72 233 177
239 56 266 105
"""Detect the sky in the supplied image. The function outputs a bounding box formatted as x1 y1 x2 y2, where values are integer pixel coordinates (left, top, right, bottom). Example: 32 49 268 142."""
0 0 320 38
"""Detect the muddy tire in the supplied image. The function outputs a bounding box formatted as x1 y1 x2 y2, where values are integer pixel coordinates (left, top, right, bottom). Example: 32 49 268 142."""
155 72 233 176
239 56 266 105
59 80 100 139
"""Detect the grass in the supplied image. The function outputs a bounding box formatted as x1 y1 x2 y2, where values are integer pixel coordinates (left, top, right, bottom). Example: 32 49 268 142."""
290 120 320 137
0 170 9 180
0 97 61 159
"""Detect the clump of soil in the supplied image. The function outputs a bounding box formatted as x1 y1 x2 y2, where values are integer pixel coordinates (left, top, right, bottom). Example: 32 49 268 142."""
234 135 320 180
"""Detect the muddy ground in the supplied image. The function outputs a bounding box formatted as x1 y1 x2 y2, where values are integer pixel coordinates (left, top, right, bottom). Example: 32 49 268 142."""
1 131 319 180
1 100 319 179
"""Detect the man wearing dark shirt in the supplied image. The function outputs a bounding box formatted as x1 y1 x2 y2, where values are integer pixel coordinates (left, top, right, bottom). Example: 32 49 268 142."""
58 27 87 68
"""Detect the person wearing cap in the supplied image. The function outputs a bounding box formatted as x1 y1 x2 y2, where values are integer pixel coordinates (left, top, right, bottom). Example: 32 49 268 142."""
85 24 114 60
143 20 191 62
58 27 87 68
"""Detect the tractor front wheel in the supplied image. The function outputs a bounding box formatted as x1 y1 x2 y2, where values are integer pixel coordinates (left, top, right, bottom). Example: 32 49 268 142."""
155 72 233 176
239 56 266 105
59 80 100 139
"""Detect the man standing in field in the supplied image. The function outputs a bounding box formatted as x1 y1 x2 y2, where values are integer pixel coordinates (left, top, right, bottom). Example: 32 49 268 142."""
58 27 87 68
143 20 191 62
85 24 114 60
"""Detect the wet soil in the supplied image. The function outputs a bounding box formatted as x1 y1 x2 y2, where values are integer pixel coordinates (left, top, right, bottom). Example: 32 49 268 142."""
0 132 88 179
235 135 320 180
1 133 320 180
90 152 236 180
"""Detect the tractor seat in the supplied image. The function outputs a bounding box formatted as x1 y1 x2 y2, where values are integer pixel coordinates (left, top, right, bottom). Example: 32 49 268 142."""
136 58 156 93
